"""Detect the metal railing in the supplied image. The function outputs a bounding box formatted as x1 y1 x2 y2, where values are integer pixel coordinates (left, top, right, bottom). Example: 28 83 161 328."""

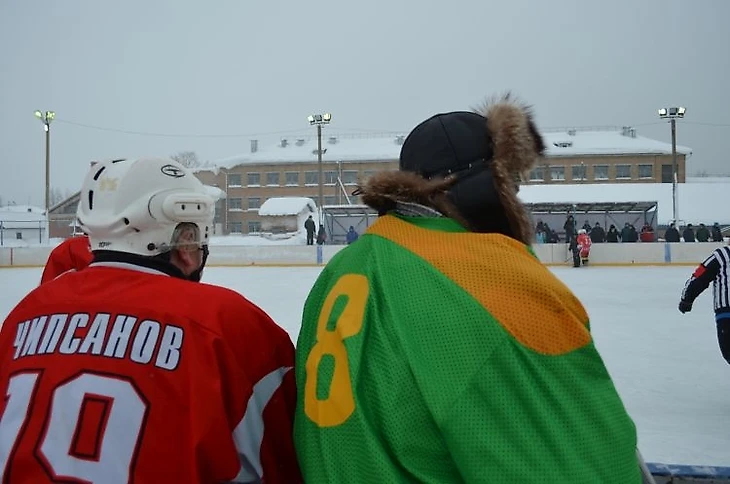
0 220 47 245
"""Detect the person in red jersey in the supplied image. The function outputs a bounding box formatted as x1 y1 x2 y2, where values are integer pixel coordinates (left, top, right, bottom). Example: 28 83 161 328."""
0 157 302 483
40 161 100 285
576 228 592 265
39 233 93 284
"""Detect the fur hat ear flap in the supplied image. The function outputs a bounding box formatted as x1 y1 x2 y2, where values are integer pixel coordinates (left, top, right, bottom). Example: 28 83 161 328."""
474 95 546 243
481 95 545 178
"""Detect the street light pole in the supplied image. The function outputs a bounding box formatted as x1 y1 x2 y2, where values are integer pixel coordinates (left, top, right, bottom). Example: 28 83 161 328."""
658 106 686 224
317 124 323 209
307 113 332 222
670 118 678 226
45 123 50 216
34 110 55 240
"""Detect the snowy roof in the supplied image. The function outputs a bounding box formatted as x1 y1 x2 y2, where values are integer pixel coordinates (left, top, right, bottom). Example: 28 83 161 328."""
202 128 692 171
518 178 729 225
49 193 80 212
0 206 46 229
258 197 317 216
541 129 692 157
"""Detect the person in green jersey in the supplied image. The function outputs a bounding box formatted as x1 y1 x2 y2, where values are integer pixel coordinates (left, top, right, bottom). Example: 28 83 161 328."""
294 95 643 483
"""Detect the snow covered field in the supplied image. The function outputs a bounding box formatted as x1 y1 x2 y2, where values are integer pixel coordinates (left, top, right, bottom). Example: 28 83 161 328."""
1 265 728 468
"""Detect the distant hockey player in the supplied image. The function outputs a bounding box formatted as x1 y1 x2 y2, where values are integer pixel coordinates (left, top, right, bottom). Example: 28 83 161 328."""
678 242 730 366
576 228 592 265
294 97 642 483
0 158 302 483
39 232 93 284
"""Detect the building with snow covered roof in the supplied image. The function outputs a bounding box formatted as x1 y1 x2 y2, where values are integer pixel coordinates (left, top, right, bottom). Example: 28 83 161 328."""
0 205 47 245
195 126 692 234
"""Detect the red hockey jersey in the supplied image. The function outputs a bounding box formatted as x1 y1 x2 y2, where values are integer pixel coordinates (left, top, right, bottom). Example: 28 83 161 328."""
40 235 93 284
0 261 301 483
577 232 592 258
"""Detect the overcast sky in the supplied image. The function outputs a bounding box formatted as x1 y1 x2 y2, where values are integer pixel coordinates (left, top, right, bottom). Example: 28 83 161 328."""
1 0 728 207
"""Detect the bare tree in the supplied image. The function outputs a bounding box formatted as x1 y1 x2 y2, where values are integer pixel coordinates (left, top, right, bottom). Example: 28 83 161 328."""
170 151 201 168
50 187 65 206
49 187 74 207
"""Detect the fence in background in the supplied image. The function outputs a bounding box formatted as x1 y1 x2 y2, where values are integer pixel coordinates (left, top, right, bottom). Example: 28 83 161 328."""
0 242 724 268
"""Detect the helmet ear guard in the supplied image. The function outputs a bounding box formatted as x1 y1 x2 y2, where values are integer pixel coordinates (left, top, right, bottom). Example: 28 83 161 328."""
149 191 216 228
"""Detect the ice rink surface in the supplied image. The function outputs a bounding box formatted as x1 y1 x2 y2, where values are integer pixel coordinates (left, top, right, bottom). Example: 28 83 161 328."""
1 264 728 467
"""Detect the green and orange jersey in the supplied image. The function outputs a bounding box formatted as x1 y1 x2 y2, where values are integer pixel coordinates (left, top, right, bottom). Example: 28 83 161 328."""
294 213 640 483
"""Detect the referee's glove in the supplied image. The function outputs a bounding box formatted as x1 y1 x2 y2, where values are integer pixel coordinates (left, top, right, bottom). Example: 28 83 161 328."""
678 300 693 314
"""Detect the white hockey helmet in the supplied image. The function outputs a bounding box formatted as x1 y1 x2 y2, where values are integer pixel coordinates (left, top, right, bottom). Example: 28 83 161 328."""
578 228 587 235
76 157 218 256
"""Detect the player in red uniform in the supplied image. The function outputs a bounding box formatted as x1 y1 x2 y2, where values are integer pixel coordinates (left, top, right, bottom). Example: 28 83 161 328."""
0 157 302 483
39 233 93 284
576 228 592 265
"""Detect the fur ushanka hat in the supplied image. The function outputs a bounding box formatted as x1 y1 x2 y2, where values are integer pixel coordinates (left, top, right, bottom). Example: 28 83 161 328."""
359 95 546 244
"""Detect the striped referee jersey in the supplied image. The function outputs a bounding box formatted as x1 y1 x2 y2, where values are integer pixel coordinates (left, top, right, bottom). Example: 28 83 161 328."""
681 245 730 312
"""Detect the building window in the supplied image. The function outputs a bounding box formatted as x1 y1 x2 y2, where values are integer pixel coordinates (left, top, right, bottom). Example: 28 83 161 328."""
571 164 587 181
266 172 280 186
285 172 300 186
247 173 260 186
305 171 319 185
594 165 609 180
16 232 22 240
248 197 261 210
363 170 376 181
616 164 631 179
214 200 225 223
324 196 337 205
529 167 545 182
228 197 243 211
248 221 261 234
229 222 242 234
228 174 241 187
550 166 565 181
324 171 338 185
342 170 359 185
639 164 653 179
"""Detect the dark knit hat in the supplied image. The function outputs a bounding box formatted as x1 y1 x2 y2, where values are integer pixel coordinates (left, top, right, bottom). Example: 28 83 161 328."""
398 98 545 241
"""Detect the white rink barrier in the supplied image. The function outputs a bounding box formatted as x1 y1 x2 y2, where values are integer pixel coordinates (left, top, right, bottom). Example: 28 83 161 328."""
0 242 724 268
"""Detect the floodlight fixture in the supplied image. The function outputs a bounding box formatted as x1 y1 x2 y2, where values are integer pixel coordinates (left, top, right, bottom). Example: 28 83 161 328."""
658 106 686 119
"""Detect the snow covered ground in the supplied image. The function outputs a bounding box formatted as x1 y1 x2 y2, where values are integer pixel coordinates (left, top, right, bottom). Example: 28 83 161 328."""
1 264 728 468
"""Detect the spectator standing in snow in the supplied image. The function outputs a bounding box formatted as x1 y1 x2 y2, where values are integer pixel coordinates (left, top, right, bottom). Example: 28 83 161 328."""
304 215 316 245
345 226 359 244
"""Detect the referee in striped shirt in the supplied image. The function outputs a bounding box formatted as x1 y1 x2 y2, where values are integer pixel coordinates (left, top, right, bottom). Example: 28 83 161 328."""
679 243 730 365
